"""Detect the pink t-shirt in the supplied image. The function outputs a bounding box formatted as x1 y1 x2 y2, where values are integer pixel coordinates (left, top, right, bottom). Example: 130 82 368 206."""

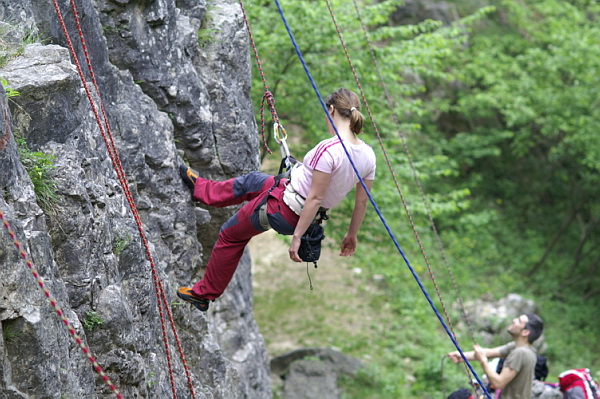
289 136 376 209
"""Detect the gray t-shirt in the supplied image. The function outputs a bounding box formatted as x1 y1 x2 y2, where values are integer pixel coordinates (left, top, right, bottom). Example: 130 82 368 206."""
498 342 537 399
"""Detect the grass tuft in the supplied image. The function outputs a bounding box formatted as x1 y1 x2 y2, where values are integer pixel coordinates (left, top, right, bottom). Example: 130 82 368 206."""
16 137 59 212
0 20 45 67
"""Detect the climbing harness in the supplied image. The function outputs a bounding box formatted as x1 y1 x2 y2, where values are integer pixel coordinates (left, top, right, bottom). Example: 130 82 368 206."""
241 0 334 280
50 1 195 397
282 183 305 216
272 1 491 397
0 210 123 399
257 171 290 231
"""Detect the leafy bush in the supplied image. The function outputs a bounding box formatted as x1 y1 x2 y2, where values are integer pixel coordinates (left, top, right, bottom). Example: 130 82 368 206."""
83 311 104 332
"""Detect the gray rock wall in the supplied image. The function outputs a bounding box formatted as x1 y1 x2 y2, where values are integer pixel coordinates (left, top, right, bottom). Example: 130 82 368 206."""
0 0 268 398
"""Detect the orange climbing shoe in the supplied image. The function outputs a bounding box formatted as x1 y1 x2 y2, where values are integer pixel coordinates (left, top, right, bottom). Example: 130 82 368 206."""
179 164 198 191
177 287 210 312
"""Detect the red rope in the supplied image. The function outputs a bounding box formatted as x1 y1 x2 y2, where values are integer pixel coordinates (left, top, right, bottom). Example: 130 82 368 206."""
51 1 197 397
239 0 287 155
0 210 123 399
63 2 198 396
259 90 277 153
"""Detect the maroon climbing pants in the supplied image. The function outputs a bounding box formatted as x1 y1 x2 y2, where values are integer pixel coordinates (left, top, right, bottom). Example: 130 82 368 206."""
191 172 299 300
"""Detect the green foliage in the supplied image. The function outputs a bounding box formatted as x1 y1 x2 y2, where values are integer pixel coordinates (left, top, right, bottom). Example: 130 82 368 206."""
112 233 132 256
146 371 156 389
245 0 487 155
16 137 58 211
426 0 600 298
1 78 19 97
425 0 600 386
83 311 103 332
197 5 217 48
246 0 488 246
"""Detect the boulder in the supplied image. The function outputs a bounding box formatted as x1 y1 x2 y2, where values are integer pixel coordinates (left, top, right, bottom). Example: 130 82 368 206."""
271 348 363 399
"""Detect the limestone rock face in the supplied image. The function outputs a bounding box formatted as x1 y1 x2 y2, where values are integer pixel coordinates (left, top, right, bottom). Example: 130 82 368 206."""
0 0 268 398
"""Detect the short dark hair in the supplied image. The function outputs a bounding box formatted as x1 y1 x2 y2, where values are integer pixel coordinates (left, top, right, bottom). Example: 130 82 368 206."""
524 313 544 343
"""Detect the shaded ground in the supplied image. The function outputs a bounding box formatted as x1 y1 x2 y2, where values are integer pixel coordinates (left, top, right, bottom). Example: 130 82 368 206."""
249 229 381 357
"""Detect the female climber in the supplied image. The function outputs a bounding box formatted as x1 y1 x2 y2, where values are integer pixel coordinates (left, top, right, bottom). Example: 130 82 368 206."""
177 88 376 311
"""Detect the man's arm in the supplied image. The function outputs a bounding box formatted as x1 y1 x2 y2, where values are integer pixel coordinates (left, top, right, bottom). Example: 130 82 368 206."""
474 344 517 390
480 359 518 390
447 345 503 364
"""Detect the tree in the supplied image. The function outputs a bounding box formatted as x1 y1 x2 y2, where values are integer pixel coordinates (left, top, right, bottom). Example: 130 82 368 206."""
245 0 485 240
427 0 600 299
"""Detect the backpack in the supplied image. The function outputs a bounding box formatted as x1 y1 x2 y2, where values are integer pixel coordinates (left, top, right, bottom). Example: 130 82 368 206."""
536 355 550 381
447 388 474 399
496 355 549 381
559 369 600 399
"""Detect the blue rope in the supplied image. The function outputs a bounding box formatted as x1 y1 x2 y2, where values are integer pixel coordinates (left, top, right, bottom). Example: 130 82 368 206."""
272 1 491 397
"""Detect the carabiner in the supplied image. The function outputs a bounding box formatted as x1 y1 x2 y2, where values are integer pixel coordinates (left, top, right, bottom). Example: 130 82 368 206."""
273 122 288 144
